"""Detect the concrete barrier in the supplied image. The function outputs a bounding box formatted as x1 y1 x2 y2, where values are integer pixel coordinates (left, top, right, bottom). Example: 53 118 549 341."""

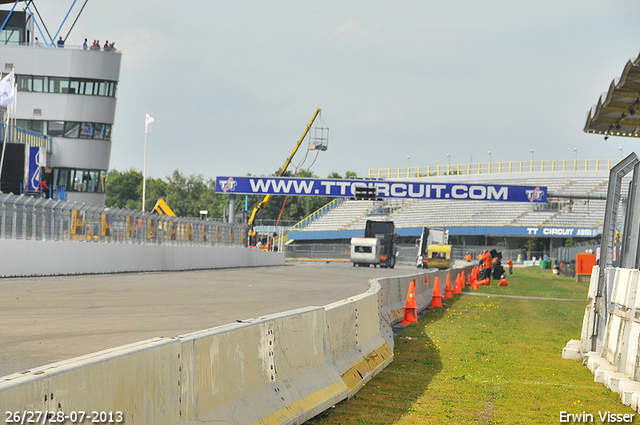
325 286 392 398
0 238 283 277
565 266 640 412
0 338 182 424
179 307 347 425
0 264 473 424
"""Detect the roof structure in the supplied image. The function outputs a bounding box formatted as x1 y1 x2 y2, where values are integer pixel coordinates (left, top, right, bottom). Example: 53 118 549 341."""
584 52 640 139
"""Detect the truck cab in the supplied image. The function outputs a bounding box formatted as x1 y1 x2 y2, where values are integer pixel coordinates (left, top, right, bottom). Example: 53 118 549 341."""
365 220 397 268
349 220 397 268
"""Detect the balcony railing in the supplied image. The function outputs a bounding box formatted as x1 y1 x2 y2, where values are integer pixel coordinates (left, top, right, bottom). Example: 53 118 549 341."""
368 159 617 179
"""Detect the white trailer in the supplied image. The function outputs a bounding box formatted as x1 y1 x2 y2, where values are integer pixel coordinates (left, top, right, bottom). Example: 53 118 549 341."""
350 237 381 267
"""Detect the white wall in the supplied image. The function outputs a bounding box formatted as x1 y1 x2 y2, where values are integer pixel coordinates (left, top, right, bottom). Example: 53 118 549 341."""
0 238 283 277
567 266 640 411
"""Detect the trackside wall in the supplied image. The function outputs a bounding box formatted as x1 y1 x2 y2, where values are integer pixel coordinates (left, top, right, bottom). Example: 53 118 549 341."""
0 239 283 277
0 265 474 424
565 266 640 411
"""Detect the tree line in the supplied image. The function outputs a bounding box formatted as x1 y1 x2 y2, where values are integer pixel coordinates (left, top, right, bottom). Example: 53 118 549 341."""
106 169 357 224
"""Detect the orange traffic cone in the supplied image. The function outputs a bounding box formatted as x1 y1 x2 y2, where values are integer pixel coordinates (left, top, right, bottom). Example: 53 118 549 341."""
481 277 490 286
430 276 443 308
444 273 454 299
453 273 462 294
461 271 466 289
399 279 418 324
471 280 479 290
498 278 508 287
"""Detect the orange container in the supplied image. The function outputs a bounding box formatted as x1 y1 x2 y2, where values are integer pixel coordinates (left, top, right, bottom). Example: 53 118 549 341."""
576 253 596 275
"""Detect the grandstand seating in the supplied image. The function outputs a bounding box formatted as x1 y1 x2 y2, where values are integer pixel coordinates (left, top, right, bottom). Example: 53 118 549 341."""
290 171 627 234
302 200 378 230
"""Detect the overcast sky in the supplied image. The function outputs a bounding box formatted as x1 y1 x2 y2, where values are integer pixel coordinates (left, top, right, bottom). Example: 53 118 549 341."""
17 1 640 181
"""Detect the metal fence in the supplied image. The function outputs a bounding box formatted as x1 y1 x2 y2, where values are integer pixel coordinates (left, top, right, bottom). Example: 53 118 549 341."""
285 243 422 263
0 193 248 247
369 158 617 179
285 242 350 260
555 244 600 265
284 243 533 265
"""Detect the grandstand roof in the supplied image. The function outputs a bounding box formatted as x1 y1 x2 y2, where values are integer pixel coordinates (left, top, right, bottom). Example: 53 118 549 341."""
584 51 640 138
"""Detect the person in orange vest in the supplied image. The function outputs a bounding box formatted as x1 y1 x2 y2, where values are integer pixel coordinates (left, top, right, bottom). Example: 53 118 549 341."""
507 258 513 275
464 252 472 262
481 249 493 280
37 180 49 198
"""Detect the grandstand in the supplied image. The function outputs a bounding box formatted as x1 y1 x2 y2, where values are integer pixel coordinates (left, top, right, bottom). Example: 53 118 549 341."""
288 160 627 249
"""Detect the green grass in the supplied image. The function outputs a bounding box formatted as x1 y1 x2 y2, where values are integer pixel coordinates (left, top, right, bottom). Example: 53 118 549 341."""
308 267 633 424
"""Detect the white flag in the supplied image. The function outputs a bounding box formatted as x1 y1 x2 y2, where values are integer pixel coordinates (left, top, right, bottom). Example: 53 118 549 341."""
145 113 155 133
0 71 15 106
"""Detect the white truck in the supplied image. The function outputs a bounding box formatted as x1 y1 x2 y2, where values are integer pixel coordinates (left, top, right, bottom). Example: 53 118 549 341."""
415 227 450 269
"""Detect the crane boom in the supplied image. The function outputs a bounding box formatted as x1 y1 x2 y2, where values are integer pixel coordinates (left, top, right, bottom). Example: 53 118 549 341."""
247 109 321 229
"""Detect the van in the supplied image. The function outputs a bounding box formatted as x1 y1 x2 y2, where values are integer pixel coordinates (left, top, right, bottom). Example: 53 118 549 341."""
422 244 452 270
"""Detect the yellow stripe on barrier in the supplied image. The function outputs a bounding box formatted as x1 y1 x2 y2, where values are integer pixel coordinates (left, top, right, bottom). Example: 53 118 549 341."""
255 381 348 425
340 342 394 397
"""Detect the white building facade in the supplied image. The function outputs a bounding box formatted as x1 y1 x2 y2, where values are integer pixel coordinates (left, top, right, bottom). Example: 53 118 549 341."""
0 10 121 205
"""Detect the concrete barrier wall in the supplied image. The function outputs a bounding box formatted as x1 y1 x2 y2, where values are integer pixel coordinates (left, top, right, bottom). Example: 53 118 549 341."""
179 307 347 425
0 338 182 424
566 266 640 411
0 238 284 277
0 265 473 424
324 287 392 398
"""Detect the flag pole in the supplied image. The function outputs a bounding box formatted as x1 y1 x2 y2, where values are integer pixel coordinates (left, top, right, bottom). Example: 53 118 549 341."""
0 106 7 192
142 112 148 212
0 67 15 193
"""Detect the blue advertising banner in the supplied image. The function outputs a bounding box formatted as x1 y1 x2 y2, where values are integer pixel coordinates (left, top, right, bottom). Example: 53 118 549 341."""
27 146 44 192
216 176 547 203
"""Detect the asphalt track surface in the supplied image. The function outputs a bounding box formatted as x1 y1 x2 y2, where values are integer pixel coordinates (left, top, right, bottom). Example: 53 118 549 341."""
0 262 417 378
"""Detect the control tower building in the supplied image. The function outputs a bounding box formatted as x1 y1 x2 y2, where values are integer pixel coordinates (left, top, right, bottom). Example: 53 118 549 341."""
0 4 121 205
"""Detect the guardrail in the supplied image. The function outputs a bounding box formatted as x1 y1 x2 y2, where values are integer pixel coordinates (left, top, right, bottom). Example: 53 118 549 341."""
17 41 122 52
369 159 617 179
0 262 473 424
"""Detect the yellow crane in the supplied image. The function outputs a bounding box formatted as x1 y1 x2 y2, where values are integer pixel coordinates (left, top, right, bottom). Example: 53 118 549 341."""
153 198 176 216
247 108 322 231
